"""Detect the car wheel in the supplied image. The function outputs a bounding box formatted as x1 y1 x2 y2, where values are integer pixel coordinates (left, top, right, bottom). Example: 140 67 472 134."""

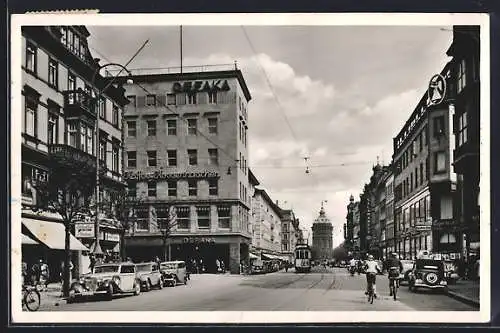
134 281 141 296
106 284 113 301
146 279 152 292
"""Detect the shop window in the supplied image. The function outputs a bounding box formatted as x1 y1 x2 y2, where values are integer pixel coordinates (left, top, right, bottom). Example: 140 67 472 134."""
176 206 190 230
197 206 210 229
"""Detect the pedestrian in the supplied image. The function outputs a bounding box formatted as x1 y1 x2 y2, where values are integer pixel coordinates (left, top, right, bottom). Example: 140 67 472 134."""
89 254 96 273
40 259 50 290
221 259 226 273
216 259 221 273
31 261 40 286
22 261 28 286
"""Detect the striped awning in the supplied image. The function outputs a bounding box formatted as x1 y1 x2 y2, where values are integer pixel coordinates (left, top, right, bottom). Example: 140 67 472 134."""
22 218 89 251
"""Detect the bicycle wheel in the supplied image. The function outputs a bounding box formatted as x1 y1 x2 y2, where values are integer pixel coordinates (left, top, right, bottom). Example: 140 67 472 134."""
392 281 397 300
24 290 41 311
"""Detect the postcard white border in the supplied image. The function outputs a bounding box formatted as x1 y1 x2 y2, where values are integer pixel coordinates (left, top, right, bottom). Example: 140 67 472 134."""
10 13 490 323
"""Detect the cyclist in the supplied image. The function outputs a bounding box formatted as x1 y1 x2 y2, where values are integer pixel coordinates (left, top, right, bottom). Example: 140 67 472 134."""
364 255 382 298
384 253 404 296
348 257 357 274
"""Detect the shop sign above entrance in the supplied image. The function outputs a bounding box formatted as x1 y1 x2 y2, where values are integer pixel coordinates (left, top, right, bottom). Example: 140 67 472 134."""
172 80 231 94
427 74 447 106
124 170 219 181
183 237 216 244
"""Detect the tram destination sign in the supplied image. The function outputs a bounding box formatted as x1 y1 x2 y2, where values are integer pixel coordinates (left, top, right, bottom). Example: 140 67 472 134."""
124 170 219 181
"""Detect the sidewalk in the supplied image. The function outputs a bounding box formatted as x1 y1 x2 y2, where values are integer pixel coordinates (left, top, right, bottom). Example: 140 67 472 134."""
446 279 480 308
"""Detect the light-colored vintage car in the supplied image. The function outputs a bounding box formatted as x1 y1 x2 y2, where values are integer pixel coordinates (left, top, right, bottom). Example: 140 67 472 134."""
160 261 188 287
136 262 163 291
68 262 141 302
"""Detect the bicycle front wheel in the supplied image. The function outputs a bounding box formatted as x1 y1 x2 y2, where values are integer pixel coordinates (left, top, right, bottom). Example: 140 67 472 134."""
24 290 41 311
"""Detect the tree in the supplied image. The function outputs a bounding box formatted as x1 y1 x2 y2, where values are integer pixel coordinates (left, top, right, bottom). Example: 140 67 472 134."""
31 164 95 297
151 205 178 261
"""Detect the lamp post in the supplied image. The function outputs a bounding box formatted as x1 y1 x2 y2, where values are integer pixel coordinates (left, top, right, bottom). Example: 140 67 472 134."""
90 63 133 257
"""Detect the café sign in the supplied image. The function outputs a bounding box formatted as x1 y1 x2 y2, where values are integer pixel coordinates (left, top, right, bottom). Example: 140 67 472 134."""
172 80 230 94
124 170 219 181
183 237 216 244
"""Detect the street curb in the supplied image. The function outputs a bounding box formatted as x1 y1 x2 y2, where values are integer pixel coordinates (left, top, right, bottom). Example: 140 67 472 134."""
446 290 480 308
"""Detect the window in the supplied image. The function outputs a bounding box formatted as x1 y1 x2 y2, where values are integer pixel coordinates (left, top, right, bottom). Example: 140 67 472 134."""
48 59 58 88
208 91 218 104
415 167 418 188
187 93 197 105
128 183 136 197
176 206 190 229
127 121 136 137
147 150 157 167
188 180 197 196
208 118 218 134
167 119 177 135
420 163 424 186
86 126 94 155
433 116 445 138
135 207 150 231
25 42 37 73
147 120 156 136
167 181 177 196
112 144 119 172
167 150 177 166
187 119 197 135
112 105 119 126
80 123 87 151
146 95 156 106
434 151 446 173
99 139 106 163
197 206 210 228
188 149 197 166
127 151 137 168
147 182 157 197
68 73 76 90
425 157 430 180
24 97 37 137
410 173 413 193
458 112 468 146
127 95 136 107
98 97 106 119
167 93 176 105
457 59 467 94
47 114 57 144
208 149 218 165
208 179 218 196
218 206 231 229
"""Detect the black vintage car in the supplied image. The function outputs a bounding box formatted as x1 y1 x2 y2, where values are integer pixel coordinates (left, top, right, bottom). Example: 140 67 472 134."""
408 259 448 293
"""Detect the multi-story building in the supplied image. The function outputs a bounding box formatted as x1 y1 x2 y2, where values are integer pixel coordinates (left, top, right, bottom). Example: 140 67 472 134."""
252 189 283 255
352 200 361 256
393 63 459 260
447 25 480 259
312 204 333 260
345 194 356 253
280 209 300 260
121 67 252 274
20 25 128 279
384 172 395 255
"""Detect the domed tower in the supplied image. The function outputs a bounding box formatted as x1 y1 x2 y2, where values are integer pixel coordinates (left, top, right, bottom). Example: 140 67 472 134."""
312 203 333 260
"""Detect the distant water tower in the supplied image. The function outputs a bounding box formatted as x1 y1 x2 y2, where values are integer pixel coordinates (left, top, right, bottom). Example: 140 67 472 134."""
312 201 333 260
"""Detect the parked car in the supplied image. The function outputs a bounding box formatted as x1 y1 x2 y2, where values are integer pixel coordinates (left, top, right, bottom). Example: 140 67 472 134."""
136 262 163 291
68 262 141 302
400 259 415 284
160 261 188 287
408 259 447 293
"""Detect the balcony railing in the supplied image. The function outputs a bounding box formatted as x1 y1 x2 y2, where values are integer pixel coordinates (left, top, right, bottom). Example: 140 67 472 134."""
49 144 106 174
63 89 96 119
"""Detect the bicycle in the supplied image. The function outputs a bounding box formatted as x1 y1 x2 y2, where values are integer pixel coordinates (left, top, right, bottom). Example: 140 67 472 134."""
22 284 41 311
366 272 376 304
388 267 401 301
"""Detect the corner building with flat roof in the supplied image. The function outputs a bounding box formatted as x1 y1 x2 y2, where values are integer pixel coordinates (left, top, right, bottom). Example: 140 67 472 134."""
121 67 252 274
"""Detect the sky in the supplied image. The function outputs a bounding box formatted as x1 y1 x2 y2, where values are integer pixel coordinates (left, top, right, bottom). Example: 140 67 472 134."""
87 25 453 248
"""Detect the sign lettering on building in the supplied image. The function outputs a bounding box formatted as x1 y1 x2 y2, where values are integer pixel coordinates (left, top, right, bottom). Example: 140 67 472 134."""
182 237 216 244
172 80 231 94
124 170 219 181
75 223 95 238
105 233 120 242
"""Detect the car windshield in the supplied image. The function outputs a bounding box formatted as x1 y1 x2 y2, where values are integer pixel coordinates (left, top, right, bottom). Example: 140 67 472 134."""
161 263 177 269
136 264 151 272
94 265 119 273
415 259 443 270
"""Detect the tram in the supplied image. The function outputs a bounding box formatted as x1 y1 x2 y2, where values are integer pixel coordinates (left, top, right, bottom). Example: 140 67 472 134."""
294 244 312 273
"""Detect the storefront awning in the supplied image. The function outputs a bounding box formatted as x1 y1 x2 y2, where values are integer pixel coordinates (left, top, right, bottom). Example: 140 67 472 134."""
22 218 89 251
22 233 39 245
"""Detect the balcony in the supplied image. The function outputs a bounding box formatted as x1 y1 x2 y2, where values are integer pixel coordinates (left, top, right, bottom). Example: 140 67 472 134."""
49 144 106 175
63 89 96 120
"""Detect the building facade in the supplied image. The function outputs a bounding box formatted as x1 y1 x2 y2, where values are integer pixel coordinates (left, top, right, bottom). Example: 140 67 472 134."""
280 209 300 259
344 195 356 253
121 68 252 274
384 173 395 255
393 64 459 260
21 25 128 279
447 25 480 259
251 189 283 255
311 205 333 260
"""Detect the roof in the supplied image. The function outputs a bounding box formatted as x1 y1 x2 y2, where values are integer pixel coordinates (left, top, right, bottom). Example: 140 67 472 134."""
248 169 260 186
254 188 282 216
